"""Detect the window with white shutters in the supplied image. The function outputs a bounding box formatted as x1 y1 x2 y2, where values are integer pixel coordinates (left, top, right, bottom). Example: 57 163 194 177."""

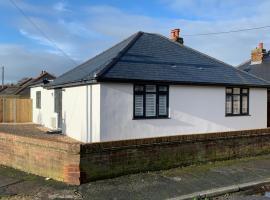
134 84 169 119
225 87 249 116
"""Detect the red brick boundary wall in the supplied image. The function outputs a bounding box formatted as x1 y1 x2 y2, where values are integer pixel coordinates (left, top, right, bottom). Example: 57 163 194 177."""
80 128 270 182
2 128 270 185
0 132 81 185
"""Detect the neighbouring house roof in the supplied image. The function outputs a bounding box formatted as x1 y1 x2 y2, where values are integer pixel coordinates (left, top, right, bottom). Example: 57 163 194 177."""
237 52 270 83
0 85 20 96
0 71 56 97
49 31 270 88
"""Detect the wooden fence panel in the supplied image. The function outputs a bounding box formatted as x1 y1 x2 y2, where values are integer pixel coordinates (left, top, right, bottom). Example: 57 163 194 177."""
0 98 32 123
0 99 3 122
3 99 13 123
16 99 32 123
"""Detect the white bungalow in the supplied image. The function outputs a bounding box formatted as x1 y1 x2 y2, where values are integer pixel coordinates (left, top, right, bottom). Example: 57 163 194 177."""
31 29 269 142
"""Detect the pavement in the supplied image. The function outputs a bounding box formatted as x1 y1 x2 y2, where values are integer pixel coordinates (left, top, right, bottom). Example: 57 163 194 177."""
2 155 270 200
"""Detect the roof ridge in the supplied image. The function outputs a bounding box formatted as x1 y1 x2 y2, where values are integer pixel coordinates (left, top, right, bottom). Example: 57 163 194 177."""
52 32 142 85
95 31 143 78
153 32 269 85
236 64 270 84
153 33 233 67
236 59 251 68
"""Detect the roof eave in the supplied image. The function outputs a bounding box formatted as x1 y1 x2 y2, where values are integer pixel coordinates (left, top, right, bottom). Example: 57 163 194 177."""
45 79 98 89
97 77 270 88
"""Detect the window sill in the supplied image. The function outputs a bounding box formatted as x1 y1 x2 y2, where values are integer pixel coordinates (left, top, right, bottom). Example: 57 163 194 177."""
133 117 170 120
225 114 250 117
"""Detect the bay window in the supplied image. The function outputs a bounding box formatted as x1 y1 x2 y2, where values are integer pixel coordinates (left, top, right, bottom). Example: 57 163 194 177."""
134 84 169 119
226 87 249 116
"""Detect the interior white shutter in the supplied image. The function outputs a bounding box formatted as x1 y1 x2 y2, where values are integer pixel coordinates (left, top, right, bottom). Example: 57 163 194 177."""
159 95 167 115
134 95 144 116
145 94 156 117
242 95 248 114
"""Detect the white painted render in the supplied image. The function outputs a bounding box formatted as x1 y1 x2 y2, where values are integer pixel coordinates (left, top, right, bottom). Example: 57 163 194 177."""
99 83 267 142
31 84 100 142
31 83 267 143
61 84 100 142
31 86 57 130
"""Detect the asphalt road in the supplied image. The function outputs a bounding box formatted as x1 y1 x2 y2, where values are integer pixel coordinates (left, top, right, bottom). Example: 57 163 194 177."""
2 155 270 199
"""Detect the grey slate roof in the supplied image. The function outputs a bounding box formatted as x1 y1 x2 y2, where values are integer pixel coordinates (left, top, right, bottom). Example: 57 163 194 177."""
50 31 270 88
237 53 270 83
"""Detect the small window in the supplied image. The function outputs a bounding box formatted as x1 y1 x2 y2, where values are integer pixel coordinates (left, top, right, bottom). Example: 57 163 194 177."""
225 87 249 116
36 91 41 109
134 84 169 119
54 89 62 113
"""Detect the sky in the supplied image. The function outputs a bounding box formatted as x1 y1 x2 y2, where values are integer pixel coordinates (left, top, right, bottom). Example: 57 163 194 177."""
1 0 270 82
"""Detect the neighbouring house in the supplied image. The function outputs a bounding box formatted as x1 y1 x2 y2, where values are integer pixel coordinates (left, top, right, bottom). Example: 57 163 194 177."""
238 42 270 126
0 71 55 98
31 29 270 143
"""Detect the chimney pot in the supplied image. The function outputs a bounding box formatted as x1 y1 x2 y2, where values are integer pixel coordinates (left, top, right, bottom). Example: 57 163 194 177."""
170 28 184 44
170 29 180 40
258 42 264 49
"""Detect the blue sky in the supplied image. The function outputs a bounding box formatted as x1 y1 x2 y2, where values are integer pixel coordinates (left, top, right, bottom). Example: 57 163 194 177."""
1 0 270 82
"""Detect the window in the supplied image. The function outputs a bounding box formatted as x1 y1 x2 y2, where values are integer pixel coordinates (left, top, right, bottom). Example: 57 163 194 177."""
225 87 249 116
36 91 41 109
134 84 169 119
54 89 62 113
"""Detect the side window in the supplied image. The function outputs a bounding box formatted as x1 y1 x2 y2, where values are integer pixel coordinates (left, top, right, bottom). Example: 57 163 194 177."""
226 87 249 116
134 84 169 119
36 91 41 109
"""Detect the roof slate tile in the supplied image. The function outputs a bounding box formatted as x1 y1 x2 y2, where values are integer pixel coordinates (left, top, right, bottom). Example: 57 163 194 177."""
50 32 270 87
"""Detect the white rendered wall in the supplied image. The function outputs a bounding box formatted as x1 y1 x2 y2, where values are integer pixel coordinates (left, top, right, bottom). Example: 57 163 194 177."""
61 84 100 142
30 86 57 129
99 83 267 142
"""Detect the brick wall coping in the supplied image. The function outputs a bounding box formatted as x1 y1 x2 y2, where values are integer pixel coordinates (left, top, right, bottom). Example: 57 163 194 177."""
0 131 81 153
81 128 270 153
1 127 270 154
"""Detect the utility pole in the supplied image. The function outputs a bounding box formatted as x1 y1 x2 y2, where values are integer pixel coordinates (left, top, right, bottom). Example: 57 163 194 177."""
1 66 4 88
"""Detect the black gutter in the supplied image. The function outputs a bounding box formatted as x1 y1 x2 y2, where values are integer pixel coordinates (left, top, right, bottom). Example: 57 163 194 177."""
96 77 270 88
45 79 97 89
45 77 270 90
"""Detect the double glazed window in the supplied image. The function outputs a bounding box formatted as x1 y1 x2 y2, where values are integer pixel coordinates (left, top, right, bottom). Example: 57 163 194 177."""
226 88 249 116
36 91 41 109
134 84 169 119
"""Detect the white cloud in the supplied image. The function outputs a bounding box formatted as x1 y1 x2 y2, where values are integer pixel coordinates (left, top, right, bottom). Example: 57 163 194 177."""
82 4 270 65
53 2 70 12
3 1 270 82
0 44 75 83
161 0 268 20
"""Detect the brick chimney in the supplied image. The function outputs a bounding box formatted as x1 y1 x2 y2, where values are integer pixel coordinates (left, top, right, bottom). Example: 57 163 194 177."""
170 29 184 44
251 42 266 65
